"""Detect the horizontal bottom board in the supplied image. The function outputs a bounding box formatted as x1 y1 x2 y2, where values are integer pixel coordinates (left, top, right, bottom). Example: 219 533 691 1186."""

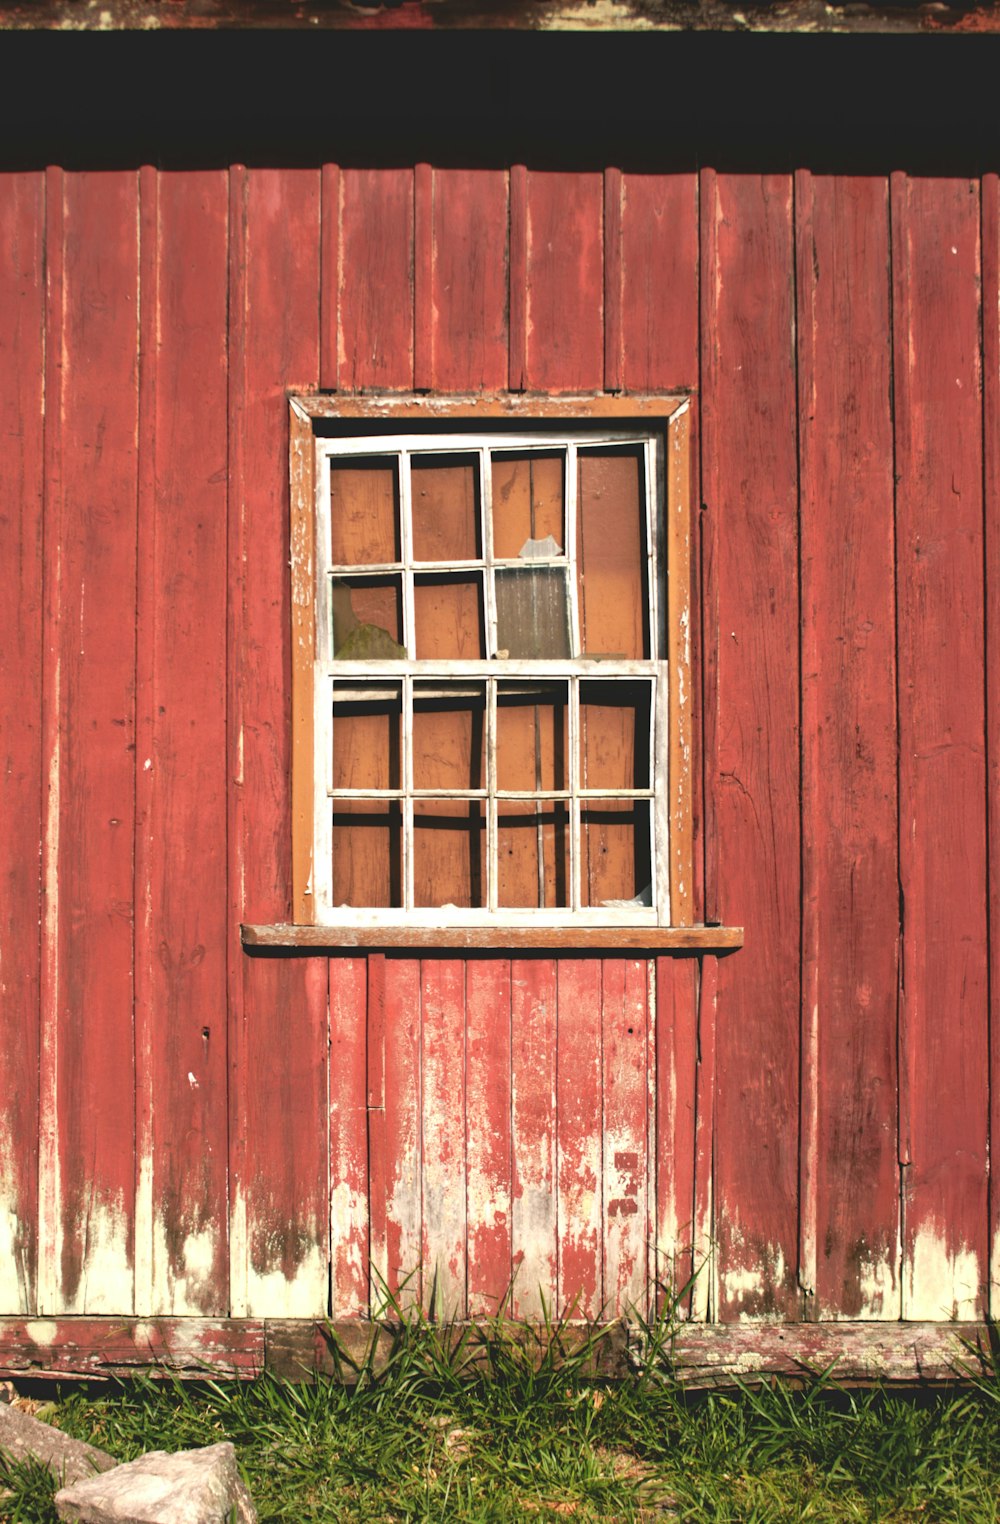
0 1319 988 1386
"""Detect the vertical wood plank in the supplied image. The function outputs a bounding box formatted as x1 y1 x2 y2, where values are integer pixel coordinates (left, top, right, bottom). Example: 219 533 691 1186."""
702 171 801 1321
379 956 422 1311
604 167 624 394
524 172 603 394
339 168 413 392
893 174 988 1321
796 173 899 1320
691 956 717 1321
0 172 44 1314
602 958 650 1317
133 164 159 1316
235 168 327 1319
320 164 339 392
413 163 433 393
431 169 508 393
140 170 229 1316
555 960 602 1319
508 165 527 393
621 173 699 393
655 956 699 1314
984 173 1000 1318
466 958 513 1317
421 959 467 1318
510 959 557 1318
41 170 139 1315
330 956 368 1318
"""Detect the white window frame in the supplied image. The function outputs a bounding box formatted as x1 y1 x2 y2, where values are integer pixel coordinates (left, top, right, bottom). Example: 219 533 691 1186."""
287 394 696 947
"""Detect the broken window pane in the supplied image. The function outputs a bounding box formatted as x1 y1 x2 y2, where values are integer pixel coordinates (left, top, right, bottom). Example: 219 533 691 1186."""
491 451 564 560
494 567 571 659
330 577 405 659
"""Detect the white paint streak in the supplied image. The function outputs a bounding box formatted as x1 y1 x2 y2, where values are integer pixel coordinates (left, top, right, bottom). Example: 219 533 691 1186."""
247 1240 328 1319
25 1319 59 1345
905 1226 980 1322
330 1179 367 1318
38 689 61 1316
229 1181 248 1320
152 1220 219 1316
63 1196 132 1315
718 1236 788 1324
0 1175 29 1314
133 1145 154 1316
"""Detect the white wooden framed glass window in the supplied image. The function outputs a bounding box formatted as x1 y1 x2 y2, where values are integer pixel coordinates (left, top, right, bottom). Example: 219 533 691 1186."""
283 394 705 949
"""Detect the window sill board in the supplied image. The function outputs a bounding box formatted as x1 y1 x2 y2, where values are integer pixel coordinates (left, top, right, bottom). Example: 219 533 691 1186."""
241 923 743 953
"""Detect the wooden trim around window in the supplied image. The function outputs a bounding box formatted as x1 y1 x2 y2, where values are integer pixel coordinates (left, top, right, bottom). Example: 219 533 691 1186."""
288 390 695 934
243 922 743 952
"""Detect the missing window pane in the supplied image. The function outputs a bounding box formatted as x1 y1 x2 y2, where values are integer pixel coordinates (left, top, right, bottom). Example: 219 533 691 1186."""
329 456 400 566
413 683 486 793
496 681 568 794
413 801 486 909
331 800 403 908
497 800 570 909
580 680 652 792
577 448 649 660
331 682 402 793
414 574 485 660
580 799 652 910
411 454 481 563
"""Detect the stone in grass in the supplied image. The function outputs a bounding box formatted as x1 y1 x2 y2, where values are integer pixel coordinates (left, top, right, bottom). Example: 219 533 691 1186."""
54 1441 257 1524
0 1403 117 1486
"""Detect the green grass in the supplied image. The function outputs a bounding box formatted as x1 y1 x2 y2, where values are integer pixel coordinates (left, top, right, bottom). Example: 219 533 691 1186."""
2 1314 1000 1522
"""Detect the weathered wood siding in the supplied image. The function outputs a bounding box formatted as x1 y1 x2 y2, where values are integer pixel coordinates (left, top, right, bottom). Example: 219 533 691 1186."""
0 166 995 1332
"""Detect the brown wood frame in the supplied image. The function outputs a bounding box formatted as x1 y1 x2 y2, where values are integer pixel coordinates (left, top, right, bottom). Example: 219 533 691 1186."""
285 392 737 948
0 1317 983 1386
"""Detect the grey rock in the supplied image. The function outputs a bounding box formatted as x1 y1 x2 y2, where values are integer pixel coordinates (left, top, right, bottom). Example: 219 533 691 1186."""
0 1403 117 1486
54 1441 256 1524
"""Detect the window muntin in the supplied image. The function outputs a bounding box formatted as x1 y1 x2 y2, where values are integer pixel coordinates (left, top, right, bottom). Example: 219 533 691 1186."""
310 429 672 928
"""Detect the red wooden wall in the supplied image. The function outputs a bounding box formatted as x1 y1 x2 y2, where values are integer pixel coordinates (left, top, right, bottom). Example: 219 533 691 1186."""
0 165 996 1332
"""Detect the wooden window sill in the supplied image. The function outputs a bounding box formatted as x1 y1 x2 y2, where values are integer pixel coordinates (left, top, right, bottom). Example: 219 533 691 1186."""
241 923 743 952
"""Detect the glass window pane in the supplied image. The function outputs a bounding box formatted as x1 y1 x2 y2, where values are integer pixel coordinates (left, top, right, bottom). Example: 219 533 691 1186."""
576 447 649 659
411 454 481 562
580 800 652 909
497 800 570 909
496 681 568 793
331 577 405 659
329 456 400 566
491 451 564 560
579 680 652 792
414 574 485 659
413 682 486 793
331 800 402 908
331 681 402 793
413 801 486 909
494 567 571 659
